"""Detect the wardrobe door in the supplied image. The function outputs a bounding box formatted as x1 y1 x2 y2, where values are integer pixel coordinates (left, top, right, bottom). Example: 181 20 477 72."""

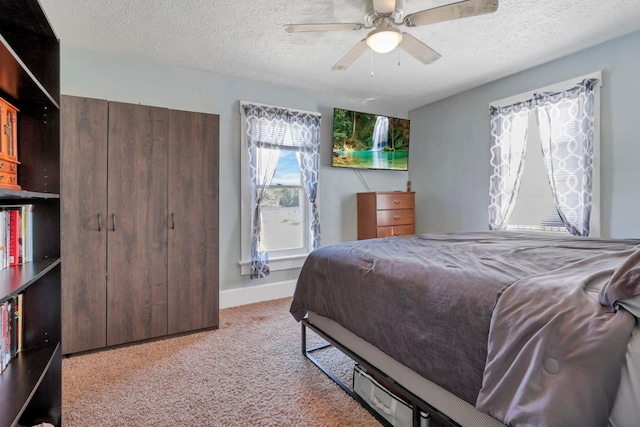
167 110 219 334
106 102 168 346
60 95 108 354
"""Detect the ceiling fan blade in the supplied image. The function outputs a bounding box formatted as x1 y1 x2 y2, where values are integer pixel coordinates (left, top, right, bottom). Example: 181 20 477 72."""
332 39 369 70
404 0 498 27
399 33 441 65
284 23 363 33
373 0 396 15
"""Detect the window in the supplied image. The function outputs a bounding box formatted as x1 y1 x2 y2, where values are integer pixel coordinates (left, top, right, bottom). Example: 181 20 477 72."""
240 102 321 278
488 72 601 236
505 111 566 232
257 149 309 256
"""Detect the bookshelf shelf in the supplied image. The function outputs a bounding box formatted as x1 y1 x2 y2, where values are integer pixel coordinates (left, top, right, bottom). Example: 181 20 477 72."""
0 259 61 305
0 189 60 201
0 343 61 427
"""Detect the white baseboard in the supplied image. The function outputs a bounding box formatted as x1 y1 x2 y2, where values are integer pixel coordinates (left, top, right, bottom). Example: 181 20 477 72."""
220 280 297 309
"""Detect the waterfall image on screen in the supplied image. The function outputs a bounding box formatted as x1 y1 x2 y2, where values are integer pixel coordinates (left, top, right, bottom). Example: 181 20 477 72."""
371 116 389 151
332 107 410 171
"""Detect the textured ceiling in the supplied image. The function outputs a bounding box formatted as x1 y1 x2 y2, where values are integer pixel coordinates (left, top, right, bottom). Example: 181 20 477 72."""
39 0 640 110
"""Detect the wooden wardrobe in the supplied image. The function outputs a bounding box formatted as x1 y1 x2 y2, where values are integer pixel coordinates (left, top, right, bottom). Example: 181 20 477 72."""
61 96 219 354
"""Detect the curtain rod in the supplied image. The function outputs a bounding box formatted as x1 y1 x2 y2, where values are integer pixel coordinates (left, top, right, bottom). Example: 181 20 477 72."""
240 100 321 117
490 70 602 109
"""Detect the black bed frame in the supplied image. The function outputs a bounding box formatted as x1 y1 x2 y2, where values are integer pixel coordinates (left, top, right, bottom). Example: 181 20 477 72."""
301 318 462 427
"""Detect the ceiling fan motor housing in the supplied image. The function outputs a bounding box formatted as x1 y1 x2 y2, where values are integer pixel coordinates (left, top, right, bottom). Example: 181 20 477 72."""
364 0 406 27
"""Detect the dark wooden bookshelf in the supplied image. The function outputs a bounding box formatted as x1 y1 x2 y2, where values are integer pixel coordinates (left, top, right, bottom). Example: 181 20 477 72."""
0 0 61 425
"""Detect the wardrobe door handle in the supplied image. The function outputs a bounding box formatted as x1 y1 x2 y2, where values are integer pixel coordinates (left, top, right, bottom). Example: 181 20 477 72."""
98 213 102 232
112 213 116 231
171 213 175 230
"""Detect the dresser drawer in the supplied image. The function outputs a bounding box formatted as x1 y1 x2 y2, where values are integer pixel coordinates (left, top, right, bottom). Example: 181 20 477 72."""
0 171 19 189
377 209 415 226
376 193 414 211
0 159 18 173
376 224 415 238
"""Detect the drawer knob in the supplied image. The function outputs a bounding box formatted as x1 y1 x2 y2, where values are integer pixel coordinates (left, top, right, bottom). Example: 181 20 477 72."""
394 215 401 220
394 199 400 204
393 231 401 236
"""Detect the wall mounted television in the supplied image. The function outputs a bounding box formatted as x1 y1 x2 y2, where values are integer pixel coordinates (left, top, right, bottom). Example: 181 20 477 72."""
332 107 410 171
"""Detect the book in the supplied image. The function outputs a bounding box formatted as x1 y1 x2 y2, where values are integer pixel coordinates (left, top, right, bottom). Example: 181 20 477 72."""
5 211 9 269
16 293 22 353
24 205 33 263
0 211 5 270
8 209 20 266
1 302 8 371
9 295 18 357
19 206 26 264
0 296 20 372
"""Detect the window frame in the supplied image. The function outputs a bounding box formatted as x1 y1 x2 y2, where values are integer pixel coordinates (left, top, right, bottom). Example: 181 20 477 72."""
489 71 602 237
238 102 316 276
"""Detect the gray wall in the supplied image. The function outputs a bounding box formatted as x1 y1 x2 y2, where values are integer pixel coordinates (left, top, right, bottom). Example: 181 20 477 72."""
409 31 640 238
60 46 410 292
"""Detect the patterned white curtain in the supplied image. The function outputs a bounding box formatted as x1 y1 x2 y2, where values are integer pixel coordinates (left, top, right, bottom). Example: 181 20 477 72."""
534 79 598 236
243 103 321 278
293 114 321 250
488 102 531 230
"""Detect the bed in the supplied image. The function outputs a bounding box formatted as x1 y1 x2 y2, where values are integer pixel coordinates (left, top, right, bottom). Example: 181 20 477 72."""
289 231 640 427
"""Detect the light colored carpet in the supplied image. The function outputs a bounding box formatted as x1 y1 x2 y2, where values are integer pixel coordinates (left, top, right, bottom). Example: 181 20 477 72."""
62 297 379 426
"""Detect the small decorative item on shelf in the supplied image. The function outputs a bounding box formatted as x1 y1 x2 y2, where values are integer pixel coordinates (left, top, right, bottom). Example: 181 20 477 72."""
0 97 20 190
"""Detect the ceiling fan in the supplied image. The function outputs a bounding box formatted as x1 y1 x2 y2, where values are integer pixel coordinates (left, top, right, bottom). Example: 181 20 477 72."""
284 0 498 70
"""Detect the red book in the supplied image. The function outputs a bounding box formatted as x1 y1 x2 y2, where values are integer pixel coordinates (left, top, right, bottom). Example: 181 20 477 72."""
8 209 20 266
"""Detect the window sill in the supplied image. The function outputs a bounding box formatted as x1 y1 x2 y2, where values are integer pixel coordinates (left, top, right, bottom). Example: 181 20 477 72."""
505 225 568 233
238 254 309 276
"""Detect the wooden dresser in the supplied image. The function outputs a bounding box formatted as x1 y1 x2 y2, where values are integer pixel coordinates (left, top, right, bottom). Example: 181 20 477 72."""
357 192 415 240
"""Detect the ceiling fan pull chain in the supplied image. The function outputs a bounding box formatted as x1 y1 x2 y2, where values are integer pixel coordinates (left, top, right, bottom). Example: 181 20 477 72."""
370 49 375 77
397 45 401 66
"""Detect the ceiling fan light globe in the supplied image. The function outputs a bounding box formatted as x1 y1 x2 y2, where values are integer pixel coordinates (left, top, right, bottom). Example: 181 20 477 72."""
366 27 402 53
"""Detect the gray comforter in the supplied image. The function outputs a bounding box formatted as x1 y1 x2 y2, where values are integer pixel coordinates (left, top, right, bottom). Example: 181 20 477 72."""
290 231 640 426
476 248 638 426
